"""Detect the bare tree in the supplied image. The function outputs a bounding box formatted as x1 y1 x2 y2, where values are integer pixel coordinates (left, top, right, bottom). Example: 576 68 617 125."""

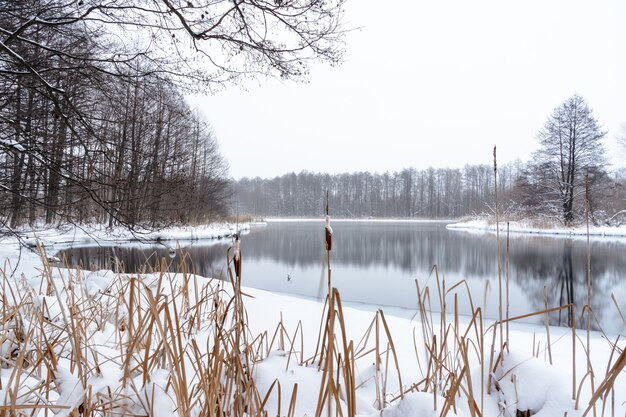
527 95 607 225
1 0 346 94
1 0 346 232
233 163 514 219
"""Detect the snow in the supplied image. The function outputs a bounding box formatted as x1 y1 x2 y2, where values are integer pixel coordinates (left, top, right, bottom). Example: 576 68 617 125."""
382 392 461 417
447 218 626 239
134 369 177 417
54 367 84 417
241 286 625 417
0 225 624 417
493 353 575 416
0 369 44 410
0 138 25 152
10 222 249 247
254 351 341 416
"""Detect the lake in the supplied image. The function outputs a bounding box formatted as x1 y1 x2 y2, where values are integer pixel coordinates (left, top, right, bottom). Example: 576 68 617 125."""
56 220 626 332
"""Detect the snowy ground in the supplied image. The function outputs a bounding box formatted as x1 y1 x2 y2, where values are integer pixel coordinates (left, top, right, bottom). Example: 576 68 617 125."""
246 287 626 417
0 226 624 417
447 218 626 238
9 222 250 247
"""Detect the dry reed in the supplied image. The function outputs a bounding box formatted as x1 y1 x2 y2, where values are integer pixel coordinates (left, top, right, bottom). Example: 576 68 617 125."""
0 221 624 417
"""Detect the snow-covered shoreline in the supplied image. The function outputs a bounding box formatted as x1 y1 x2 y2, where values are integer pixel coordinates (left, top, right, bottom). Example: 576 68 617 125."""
264 217 626 240
0 240 623 417
3 222 250 248
447 218 626 238
0 223 624 416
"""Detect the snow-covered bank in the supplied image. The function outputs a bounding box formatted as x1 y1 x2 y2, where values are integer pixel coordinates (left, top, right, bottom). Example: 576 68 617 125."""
447 218 626 238
245 286 626 417
4 222 250 247
0 240 624 417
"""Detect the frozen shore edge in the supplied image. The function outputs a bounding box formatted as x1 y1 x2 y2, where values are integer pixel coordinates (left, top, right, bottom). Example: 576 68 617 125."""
446 219 626 238
3 222 250 247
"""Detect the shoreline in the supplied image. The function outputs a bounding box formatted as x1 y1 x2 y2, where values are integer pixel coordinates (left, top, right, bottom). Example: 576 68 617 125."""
2 222 250 248
447 219 626 238
262 217 626 239
8 218 625 244
0 224 624 416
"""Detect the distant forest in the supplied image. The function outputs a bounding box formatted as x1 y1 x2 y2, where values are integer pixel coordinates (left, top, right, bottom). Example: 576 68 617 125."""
235 163 522 218
234 163 626 224
2 0 624 233
235 97 626 226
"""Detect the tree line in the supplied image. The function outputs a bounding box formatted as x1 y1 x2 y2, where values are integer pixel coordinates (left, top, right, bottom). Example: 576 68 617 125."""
234 162 524 219
235 162 625 224
2 2 622 231
0 18 231 228
235 96 626 225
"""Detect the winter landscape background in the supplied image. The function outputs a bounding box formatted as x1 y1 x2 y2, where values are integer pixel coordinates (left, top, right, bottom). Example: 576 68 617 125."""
1 1 625 417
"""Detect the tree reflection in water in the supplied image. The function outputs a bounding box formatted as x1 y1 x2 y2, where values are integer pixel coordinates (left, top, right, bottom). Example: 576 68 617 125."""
557 242 574 327
57 221 626 332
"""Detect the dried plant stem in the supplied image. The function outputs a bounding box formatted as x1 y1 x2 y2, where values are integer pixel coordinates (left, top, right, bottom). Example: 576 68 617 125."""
584 172 597 417
505 221 510 352
544 286 553 364
493 146 504 356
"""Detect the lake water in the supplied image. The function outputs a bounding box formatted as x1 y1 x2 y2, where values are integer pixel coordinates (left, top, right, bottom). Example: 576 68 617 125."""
56 220 626 332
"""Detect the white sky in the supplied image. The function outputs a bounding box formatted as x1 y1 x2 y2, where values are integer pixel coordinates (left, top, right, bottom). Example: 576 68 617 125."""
189 0 626 179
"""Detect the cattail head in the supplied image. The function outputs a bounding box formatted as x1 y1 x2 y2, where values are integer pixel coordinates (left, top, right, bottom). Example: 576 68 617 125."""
493 145 497 173
233 236 240 262
325 215 333 251
233 234 242 278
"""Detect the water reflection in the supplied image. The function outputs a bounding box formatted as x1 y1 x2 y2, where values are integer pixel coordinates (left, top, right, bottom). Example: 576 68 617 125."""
56 221 626 332
510 238 626 331
557 244 575 327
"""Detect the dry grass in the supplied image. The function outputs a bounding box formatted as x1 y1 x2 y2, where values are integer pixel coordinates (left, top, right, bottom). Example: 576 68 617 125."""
0 230 624 417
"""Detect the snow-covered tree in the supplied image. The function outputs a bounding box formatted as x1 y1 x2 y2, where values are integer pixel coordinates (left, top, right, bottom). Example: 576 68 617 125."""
0 0 346 230
0 0 346 93
528 95 608 225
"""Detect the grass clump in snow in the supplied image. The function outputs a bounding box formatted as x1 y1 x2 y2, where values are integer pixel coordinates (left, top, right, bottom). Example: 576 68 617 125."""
0 243 271 416
0 233 624 417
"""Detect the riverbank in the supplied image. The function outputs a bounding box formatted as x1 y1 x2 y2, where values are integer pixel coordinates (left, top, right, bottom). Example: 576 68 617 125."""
264 217 626 238
0 235 624 416
446 218 626 238
2 222 250 248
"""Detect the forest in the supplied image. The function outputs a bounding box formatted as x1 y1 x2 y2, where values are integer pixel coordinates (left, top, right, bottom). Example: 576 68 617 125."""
0 75 231 228
2 2 625 230
235 159 626 225
0 0 344 232
0 1 234 230
235 96 626 225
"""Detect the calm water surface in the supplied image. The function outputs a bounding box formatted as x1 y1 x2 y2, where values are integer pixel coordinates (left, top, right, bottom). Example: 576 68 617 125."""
57 220 626 331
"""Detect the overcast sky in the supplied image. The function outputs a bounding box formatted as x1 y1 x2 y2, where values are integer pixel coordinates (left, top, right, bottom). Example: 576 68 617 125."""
189 0 626 179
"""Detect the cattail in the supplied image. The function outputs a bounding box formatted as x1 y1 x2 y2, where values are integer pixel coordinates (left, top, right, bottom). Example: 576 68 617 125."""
233 234 242 278
325 214 333 251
